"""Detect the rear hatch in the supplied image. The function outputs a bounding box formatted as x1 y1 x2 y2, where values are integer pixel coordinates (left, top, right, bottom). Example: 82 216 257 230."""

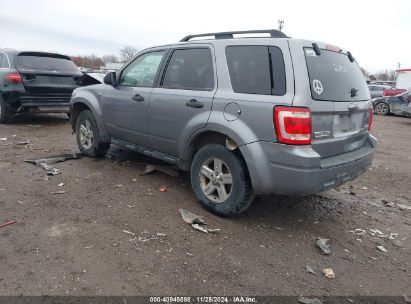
289 40 372 158
16 52 81 95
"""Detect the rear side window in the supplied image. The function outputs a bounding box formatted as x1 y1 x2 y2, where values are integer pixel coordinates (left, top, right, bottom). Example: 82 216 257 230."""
17 53 78 72
162 48 214 91
225 46 286 95
304 48 369 102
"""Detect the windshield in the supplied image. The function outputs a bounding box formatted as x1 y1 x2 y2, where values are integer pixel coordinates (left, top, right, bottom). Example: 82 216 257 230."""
304 48 369 102
17 53 79 73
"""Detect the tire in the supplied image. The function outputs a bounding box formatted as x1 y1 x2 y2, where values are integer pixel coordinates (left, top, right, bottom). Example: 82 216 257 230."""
191 144 254 216
0 96 15 124
75 110 110 157
374 102 390 115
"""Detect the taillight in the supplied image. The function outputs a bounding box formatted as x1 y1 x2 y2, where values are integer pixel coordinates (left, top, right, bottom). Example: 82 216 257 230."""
6 73 22 84
274 106 312 145
368 108 373 131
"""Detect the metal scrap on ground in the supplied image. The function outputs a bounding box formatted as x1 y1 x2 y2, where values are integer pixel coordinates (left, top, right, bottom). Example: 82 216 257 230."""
316 238 332 255
25 153 81 176
142 164 179 177
179 209 220 234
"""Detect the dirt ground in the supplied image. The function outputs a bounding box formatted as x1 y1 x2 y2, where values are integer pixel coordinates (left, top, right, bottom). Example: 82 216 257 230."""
0 114 410 297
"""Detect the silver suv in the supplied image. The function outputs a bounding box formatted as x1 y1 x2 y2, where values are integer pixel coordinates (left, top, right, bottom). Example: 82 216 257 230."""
70 30 376 216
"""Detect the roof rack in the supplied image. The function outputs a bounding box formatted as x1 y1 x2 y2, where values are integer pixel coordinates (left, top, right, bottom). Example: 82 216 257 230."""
180 29 288 42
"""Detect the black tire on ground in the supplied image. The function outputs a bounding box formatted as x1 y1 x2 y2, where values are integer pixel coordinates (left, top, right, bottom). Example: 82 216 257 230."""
75 110 110 157
190 144 255 217
0 96 15 124
374 102 390 115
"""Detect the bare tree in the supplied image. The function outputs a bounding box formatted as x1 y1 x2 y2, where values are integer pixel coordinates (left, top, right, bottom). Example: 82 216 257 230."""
102 54 119 63
120 46 138 62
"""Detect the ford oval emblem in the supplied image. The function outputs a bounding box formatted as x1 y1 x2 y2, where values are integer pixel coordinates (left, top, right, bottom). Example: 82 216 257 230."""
348 103 359 112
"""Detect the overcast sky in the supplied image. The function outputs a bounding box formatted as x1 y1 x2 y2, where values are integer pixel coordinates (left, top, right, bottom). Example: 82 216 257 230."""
0 0 410 72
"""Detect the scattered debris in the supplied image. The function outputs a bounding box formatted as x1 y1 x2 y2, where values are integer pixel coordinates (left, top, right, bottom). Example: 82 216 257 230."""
179 209 219 233
349 185 356 196
397 204 411 211
127 205 135 208
142 164 179 177
159 185 167 192
361 186 368 190
122 230 136 236
0 220 16 229
186 252 194 256
84 245 94 249
348 299 354 303
377 245 387 253
0 138 7 141
382 199 395 207
192 223 220 234
316 238 332 255
322 268 335 279
132 178 137 182
51 190 66 194
298 296 323 304
156 233 166 237
25 153 81 176
114 184 123 188
179 209 204 225
57 183 64 187
16 140 30 145
306 265 317 275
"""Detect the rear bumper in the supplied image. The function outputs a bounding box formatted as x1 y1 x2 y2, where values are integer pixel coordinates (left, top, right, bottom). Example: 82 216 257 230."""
240 134 377 196
1 92 71 113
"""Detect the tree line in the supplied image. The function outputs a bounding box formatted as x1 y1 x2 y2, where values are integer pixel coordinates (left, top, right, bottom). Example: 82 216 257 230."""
361 67 397 82
71 46 138 69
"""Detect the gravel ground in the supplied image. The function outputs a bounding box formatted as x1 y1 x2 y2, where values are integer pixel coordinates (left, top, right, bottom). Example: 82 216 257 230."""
0 114 410 296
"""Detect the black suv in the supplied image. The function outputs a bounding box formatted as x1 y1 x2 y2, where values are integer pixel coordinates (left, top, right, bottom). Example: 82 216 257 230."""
0 49 82 123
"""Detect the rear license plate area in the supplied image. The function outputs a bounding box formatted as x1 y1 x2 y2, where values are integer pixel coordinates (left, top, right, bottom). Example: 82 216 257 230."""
334 112 363 136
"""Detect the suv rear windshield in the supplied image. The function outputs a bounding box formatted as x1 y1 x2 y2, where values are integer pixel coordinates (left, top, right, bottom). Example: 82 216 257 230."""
304 48 369 102
17 53 78 73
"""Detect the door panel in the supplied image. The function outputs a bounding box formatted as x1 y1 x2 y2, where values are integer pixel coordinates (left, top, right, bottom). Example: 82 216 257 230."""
100 50 166 146
100 86 152 146
148 47 216 157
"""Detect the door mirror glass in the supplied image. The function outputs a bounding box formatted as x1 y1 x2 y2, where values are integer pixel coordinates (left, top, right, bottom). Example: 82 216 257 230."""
104 72 117 86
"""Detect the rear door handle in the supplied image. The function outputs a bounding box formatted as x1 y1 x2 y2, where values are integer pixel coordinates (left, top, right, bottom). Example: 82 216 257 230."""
185 99 204 108
132 94 145 102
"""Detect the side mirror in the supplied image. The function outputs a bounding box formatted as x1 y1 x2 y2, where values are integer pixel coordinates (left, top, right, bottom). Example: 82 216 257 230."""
103 72 117 86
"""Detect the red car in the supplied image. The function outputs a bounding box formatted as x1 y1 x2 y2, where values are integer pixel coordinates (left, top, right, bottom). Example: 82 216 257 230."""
382 88 407 97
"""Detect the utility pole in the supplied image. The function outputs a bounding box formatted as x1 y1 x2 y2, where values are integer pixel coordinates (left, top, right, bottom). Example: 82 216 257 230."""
278 19 284 31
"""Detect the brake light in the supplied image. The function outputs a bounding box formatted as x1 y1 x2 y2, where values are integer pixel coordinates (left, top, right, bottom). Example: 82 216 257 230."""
6 73 22 84
274 106 312 145
368 108 373 131
325 44 342 53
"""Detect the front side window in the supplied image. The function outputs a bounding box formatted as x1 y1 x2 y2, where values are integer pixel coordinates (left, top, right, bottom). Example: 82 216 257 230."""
118 51 165 87
161 48 214 91
0 54 9 68
225 45 286 96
